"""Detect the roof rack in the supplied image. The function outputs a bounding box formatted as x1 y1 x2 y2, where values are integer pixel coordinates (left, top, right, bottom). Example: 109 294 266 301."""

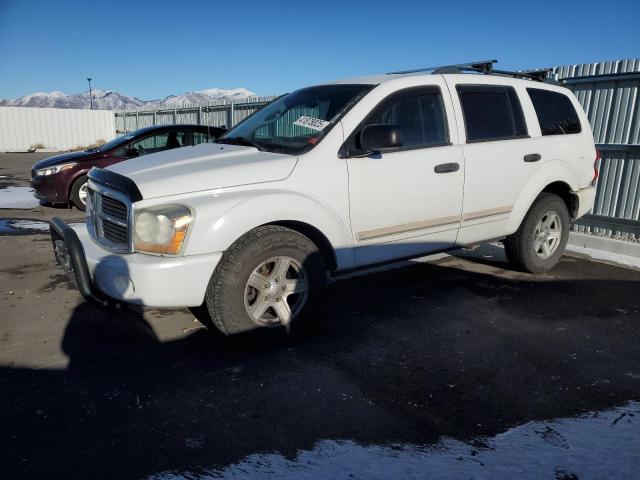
387 60 553 82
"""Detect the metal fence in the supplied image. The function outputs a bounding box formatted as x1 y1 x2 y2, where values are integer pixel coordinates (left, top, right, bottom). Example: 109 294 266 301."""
554 59 640 238
115 59 640 238
114 97 277 134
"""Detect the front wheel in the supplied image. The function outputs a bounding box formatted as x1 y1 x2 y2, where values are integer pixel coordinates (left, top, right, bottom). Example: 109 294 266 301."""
70 175 88 211
504 193 570 273
204 225 327 335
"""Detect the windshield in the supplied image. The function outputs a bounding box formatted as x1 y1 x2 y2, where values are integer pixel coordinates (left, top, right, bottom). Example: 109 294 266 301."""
218 84 374 155
95 133 136 152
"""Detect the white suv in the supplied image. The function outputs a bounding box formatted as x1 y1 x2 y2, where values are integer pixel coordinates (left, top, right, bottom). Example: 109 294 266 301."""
50 61 598 335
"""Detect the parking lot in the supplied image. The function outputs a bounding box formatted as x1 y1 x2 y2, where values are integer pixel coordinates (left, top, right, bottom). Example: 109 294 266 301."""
1 153 639 479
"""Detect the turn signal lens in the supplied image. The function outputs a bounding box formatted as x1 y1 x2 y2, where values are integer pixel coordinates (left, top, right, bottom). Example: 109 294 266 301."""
134 205 192 255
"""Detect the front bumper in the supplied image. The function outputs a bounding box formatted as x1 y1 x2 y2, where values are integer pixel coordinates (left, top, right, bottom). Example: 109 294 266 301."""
50 217 222 308
31 174 64 203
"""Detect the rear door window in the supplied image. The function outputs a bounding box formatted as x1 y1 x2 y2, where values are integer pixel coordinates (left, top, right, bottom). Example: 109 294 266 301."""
527 88 582 135
457 85 528 142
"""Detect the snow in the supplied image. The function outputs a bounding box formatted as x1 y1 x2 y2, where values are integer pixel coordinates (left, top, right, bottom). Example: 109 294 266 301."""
0 219 84 234
0 186 40 209
0 87 258 110
0 219 49 234
566 244 640 271
149 401 640 480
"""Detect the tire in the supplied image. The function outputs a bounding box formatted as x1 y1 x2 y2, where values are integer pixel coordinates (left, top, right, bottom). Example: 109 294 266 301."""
504 193 570 273
70 175 88 211
204 225 327 335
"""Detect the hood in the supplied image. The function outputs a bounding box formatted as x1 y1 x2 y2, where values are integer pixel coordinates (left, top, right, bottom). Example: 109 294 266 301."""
32 150 97 170
107 143 297 199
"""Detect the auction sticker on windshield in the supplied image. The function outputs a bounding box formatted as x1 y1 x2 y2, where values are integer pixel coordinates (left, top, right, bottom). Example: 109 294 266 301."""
293 116 330 132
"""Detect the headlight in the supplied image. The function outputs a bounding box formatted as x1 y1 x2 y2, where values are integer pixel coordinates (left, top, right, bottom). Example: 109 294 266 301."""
134 205 192 255
35 162 77 176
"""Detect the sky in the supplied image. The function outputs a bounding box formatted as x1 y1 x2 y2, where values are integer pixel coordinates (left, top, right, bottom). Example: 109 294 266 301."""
0 0 638 100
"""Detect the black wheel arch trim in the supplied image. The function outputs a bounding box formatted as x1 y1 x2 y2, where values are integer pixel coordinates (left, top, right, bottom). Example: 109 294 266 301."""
88 167 143 202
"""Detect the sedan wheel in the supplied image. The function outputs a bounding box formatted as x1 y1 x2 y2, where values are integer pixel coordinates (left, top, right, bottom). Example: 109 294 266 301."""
70 175 89 211
78 182 88 205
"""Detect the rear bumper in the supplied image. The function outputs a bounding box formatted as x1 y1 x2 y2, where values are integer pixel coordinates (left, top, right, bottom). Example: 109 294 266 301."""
573 186 597 220
50 217 222 308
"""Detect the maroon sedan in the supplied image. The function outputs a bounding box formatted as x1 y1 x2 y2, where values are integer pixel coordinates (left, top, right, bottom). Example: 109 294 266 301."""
31 124 225 211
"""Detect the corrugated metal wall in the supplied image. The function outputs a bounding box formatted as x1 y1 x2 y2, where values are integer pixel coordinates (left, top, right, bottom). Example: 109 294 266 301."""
555 59 640 237
0 106 116 151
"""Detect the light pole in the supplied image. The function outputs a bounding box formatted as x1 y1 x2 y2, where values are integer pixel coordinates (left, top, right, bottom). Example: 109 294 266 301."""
87 77 93 110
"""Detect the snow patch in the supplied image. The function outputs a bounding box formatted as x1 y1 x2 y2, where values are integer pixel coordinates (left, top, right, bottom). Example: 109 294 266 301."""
148 402 640 480
566 244 640 271
0 87 258 110
0 186 40 209
8 220 49 231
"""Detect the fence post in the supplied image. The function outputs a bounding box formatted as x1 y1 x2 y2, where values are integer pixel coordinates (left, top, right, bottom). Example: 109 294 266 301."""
198 105 202 125
135 111 139 130
173 107 177 124
227 103 235 128
153 109 157 127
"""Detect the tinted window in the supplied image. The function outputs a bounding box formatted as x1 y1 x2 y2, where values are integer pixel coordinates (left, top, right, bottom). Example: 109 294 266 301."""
457 85 528 142
527 88 581 135
352 87 448 153
192 131 210 145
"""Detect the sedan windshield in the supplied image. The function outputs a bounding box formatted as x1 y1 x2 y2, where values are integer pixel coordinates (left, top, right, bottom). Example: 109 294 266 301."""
95 133 136 152
218 84 373 155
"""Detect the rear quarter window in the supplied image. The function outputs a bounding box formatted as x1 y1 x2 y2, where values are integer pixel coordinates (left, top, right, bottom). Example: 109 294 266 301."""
527 88 582 135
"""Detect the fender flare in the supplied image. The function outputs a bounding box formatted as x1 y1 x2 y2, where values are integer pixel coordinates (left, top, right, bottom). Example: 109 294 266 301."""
183 188 354 270
506 160 580 234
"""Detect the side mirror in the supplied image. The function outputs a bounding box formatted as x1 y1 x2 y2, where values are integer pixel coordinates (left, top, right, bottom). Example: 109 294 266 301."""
360 124 403 153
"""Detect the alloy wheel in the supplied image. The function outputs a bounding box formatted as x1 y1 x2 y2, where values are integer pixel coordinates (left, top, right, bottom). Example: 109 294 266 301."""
243 256 309 327
534 211 562 259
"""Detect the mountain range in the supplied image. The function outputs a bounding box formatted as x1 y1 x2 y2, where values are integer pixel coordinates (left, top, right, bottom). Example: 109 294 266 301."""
0 87 258 110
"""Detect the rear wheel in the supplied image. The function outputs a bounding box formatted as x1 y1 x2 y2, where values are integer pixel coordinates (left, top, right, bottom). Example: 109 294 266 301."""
70 175 88 211
204 225 327 335
504 193 570 273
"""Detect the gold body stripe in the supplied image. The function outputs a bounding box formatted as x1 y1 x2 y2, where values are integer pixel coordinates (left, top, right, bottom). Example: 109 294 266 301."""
356 206 513 242
462 205 512 222
357 215 460 241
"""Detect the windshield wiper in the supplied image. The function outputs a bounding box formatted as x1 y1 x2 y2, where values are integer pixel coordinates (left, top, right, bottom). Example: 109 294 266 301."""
216 137 264 151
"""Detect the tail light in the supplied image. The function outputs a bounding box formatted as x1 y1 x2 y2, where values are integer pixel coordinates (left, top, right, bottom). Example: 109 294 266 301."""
592 149 600 185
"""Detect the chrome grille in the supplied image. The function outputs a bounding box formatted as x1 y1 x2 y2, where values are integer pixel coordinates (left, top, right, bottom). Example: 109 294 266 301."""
87 182 132 253
101 195 128 221
102 217 128 244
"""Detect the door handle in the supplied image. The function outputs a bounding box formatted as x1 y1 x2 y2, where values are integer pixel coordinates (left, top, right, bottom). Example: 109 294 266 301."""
524 153 541 162
434 162 460 173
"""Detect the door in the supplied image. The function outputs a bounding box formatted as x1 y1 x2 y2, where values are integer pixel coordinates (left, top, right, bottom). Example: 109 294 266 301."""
448 82 535 245
345 85 465 267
